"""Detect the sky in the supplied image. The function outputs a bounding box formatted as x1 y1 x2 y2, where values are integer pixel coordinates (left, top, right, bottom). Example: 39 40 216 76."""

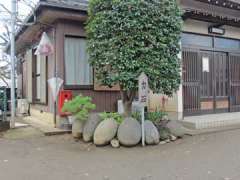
0 0 38 46
0 0 38 86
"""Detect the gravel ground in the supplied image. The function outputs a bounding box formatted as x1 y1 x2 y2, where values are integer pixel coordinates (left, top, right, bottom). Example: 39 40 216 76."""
0 127 240 180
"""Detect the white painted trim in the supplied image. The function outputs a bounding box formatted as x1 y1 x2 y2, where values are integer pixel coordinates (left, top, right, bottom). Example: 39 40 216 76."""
177 41 183 120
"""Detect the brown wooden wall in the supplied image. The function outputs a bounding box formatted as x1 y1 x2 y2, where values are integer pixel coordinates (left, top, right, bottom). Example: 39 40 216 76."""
19 19 120 113
55 20 120 112
73 90 120 112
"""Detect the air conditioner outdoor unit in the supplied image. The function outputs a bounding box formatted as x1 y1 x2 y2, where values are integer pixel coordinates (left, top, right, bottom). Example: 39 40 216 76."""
17 99 29 115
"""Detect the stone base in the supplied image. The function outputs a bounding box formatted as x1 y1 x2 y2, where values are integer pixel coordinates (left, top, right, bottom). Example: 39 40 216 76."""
182 112 240 130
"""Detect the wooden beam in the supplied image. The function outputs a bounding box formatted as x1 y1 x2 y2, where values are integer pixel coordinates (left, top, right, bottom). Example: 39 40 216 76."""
195 0 240 10
183 11 240 27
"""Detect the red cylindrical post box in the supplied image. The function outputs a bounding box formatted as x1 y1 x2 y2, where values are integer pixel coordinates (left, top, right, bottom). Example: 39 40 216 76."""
58 90 73 116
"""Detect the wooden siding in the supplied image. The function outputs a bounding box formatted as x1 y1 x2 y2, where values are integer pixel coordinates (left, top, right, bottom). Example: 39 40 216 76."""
56 20 120 112
19 20 120 114
73 90 121 112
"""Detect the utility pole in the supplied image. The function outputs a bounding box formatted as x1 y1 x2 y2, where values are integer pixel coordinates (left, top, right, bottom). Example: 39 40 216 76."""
10 0 16 128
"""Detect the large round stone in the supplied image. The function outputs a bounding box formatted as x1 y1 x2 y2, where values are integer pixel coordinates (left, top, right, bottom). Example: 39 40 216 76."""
159 127 171 141
72 118 85 139
144 120 159 145
117 118 141 147
83 113 101 142
94 118 118 146
166 120 186 138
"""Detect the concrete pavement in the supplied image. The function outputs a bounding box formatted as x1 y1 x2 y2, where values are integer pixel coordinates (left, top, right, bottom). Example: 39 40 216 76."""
0 127 240 180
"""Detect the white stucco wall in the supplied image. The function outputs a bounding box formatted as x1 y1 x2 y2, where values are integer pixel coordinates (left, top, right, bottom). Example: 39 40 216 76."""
148 43 183 121
183 19 240 40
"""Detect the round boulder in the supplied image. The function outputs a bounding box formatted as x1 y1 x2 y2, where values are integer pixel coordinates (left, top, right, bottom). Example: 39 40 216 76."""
83 113 101 142
72 119 85 139
166 120 186 138
117 117 141 147
144 120 159 145
94 118 118 146
159 127 171 141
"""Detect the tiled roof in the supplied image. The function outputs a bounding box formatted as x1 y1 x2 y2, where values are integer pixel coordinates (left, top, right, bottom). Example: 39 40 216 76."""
39 0 88 11
230 0 240 4
195 0 240 10
5 0 89 53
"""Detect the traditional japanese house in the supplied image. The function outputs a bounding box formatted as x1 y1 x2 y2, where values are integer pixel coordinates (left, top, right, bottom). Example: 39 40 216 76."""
11 0 240 126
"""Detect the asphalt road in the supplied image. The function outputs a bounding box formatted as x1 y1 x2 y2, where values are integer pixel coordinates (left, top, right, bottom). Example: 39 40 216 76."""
0 127 239 180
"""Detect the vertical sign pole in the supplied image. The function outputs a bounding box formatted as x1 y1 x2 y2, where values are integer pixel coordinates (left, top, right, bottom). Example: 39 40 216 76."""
141 105 145 147
138 72 148 147
53 67 57 127
10 0 17 128
54 100 57 127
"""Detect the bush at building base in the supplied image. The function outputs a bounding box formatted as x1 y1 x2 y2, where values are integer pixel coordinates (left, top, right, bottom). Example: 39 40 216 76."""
62 95 96 139
87 0 182 117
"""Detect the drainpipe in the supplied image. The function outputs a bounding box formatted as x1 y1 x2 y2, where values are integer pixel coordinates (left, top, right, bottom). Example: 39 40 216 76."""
53 27 57 127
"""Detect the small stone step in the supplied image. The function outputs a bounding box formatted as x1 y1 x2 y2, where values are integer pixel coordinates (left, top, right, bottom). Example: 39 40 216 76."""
181 112 240 135
183 112 240 129
23 116 71 136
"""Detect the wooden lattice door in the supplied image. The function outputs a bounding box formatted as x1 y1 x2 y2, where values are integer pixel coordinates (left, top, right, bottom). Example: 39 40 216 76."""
183 49 230 116
182 49 201 115
229 53 240 112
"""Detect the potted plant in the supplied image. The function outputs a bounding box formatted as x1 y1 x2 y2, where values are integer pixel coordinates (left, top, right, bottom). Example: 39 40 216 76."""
62 95 96 138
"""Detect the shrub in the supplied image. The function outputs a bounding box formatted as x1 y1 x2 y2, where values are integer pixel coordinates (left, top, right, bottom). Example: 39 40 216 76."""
131 111 141 122
87 0 182 116
99 112 123 125
62 95 96 121
146 110 167 123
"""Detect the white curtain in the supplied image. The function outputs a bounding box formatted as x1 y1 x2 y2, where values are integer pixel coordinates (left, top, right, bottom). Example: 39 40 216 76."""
64 37 93 85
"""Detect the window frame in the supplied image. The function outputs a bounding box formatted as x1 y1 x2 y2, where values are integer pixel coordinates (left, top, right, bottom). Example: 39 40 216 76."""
63 35 94 90
182 31 240 53
32 53 48 105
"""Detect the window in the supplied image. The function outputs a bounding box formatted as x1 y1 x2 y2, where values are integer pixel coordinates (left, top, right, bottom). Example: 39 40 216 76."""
214 37 240 50
36 55 41 100
182 33 240 51
181 33 212 48
64 37 93 87
33 54 47 104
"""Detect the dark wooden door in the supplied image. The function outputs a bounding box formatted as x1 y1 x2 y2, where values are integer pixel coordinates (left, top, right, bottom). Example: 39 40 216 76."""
213 52 229 113
199 51 215 114
183 49 229 116
182 49 201 115
229 53 240 112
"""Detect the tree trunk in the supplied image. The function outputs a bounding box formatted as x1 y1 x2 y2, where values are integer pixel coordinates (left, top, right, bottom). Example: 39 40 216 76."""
120 88 136 117
123 100 132 117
